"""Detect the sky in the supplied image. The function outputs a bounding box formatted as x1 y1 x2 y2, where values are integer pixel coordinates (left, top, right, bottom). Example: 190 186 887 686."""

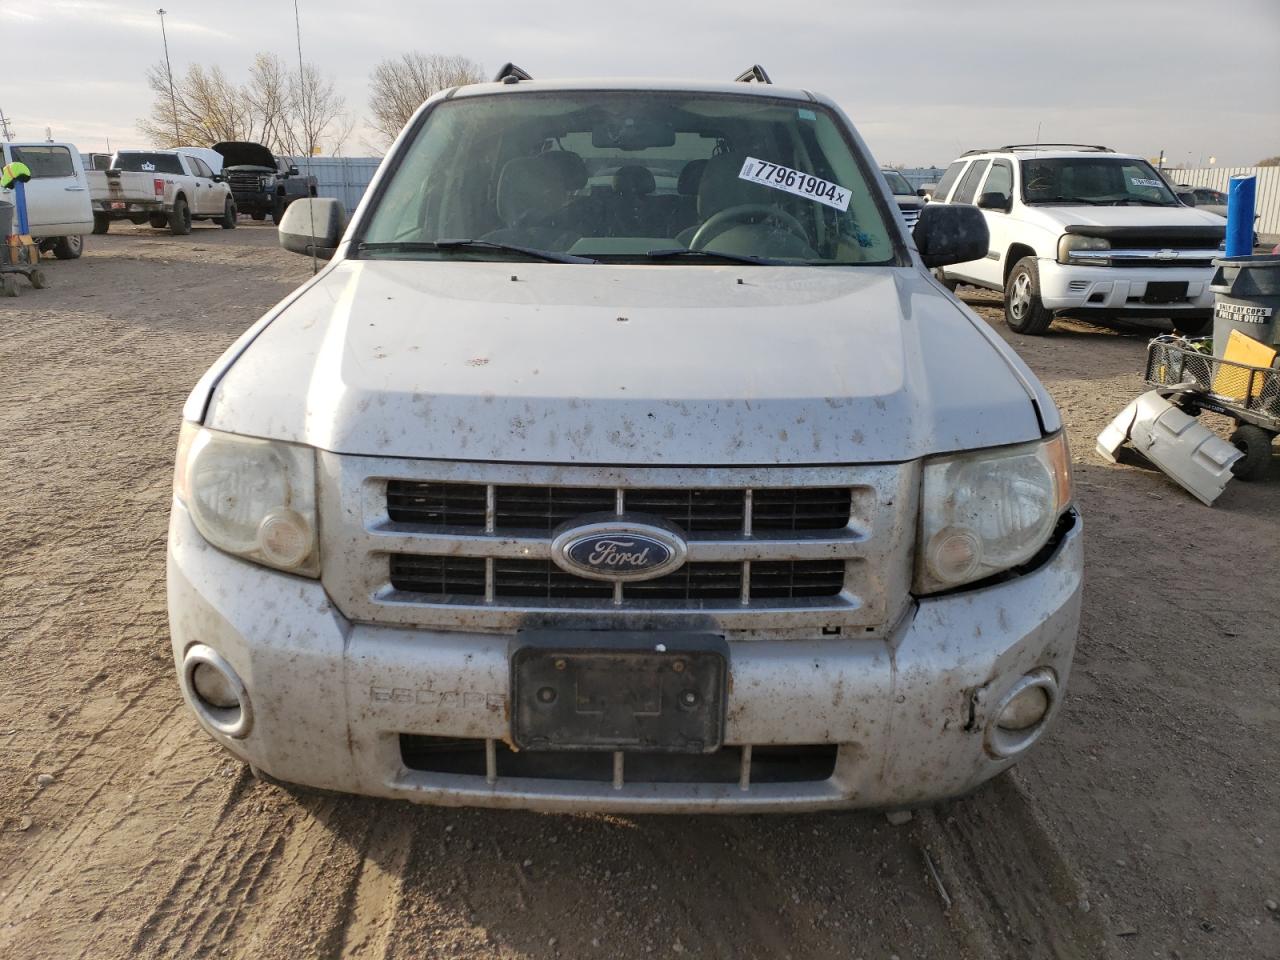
6 0 1279 168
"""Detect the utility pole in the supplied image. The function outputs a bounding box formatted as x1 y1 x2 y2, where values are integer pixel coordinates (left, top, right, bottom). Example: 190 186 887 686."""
157 9 180 145
0 106 13 142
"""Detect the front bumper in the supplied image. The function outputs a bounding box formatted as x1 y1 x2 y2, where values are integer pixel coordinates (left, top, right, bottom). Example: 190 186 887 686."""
167 503 1083 813
229 190 274 213
1037 258 1214 313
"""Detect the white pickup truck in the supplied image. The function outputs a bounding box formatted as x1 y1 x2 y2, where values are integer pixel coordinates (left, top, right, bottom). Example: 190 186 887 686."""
88 149 236 236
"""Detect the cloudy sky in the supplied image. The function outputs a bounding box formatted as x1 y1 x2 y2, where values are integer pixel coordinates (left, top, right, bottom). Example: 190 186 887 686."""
7 0 1279 167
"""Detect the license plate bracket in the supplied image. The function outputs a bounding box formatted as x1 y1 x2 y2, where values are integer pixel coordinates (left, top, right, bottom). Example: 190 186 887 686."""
511 631 728 754
1143 281 1188 304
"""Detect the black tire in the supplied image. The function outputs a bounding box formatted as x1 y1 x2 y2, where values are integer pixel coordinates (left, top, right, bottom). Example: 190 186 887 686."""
250 211 266 222
129 216 148 226
220 197 237 229
1 276 18 297
169 196 192 236
1229 424 1275 481
92 213 110 235
1004 257 1054 335
1171 314 1212 336
49 235 83 260
29 268 48 289
270 195 285 224
149 214 169 229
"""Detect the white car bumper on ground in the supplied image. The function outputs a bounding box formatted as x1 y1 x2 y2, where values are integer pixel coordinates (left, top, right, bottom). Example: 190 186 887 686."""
1037 258 1214 314
167 502 1083 814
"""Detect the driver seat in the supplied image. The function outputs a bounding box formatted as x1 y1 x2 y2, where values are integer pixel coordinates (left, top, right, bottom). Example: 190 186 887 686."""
676 152 816 257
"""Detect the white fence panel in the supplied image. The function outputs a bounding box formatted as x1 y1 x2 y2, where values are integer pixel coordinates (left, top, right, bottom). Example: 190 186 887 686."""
1163 166 1280 239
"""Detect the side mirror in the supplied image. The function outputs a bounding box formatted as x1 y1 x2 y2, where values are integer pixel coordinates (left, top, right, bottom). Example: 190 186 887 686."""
289 165 300 176
916 187 930 199
211 173 223 183
912 203 989 268
977 192 1011 212
278 198 347 259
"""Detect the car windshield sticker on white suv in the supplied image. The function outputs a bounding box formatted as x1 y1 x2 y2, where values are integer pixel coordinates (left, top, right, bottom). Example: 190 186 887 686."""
1130 177 1163 188
739 157 852 211
141 162 156 172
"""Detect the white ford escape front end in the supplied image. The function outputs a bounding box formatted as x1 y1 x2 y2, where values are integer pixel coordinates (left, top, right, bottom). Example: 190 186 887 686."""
167 75 1082 813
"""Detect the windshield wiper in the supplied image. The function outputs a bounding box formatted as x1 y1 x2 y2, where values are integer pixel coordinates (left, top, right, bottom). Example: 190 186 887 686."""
358 239 596 265
1112 198 1172 206
645 248 782 266
1026 196 1109 206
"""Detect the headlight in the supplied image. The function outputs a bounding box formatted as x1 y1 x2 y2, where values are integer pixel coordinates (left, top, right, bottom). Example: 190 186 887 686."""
262 175 277 190
1057 234 1110 263
173 423 319 577
915 433 1072 594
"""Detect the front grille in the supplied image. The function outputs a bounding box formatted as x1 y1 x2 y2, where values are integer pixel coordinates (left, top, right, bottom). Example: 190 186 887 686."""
390 556 846 602
227 173 264 190
400 736 838 785
898 206 920 228
386 481 852 534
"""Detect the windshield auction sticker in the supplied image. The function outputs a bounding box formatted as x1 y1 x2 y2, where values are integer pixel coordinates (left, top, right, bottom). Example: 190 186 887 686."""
739 157 852 211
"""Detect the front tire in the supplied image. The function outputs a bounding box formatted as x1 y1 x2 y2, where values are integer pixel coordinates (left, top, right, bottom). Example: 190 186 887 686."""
270 195 285 224
250 211 266 222
49 235 83 260
169 197 192 236
1004 257 1054 335
219 197 237 229
1229 425 1275 481
92 213 110 235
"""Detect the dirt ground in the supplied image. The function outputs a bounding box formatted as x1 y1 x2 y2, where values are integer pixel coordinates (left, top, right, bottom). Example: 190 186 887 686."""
1 225 1277 960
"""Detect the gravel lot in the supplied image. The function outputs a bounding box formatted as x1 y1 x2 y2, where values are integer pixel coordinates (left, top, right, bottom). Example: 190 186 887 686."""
1 224 1277 960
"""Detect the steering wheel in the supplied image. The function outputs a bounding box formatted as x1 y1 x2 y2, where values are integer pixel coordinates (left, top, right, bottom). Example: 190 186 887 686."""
689 204 810 252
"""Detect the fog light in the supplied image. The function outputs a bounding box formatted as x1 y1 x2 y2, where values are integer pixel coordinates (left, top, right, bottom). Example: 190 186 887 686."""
997 684 1050 731
181 645 253 738
985 669 1057 759
192 662 240 709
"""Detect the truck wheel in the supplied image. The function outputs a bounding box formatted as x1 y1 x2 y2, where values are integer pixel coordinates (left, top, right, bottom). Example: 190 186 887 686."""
148 215 168 229
92 213 110 235
49 235 83 260
220 197 237 229
1004 257 1054 335
270 196 285 224
1229 424 1275 481
1172 315 1211 336
169 197 192 236
250 211 266 222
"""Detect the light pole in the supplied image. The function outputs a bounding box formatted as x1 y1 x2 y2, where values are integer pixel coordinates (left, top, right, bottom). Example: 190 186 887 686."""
157 9 179 145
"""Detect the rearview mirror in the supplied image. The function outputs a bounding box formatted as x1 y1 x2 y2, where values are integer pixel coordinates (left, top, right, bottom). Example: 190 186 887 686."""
592 118 676 151
278 198 347 259
912 203 989 268
977 192 1011 212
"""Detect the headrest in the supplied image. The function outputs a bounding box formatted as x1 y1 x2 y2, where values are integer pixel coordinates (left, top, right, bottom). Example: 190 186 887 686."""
698 151 778 219
677 159 707 196
496 156 568 225
612 164 656 197
541 150 588 192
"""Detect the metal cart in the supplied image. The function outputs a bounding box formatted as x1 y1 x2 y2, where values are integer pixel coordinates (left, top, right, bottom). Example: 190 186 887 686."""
1145 335 1279 481
0 200 48 296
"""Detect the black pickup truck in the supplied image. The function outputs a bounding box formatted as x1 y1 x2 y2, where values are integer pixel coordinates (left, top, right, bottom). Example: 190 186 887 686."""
212 142 318 223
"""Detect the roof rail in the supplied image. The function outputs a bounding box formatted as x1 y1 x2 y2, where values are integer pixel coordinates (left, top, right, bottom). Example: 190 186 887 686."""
962 143 1113 156
734 65 772 84
493 63 534 84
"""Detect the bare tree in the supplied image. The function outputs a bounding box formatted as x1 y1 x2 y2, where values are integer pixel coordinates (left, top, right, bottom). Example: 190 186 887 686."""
1258 156 1280 167
138 54 353 156
368 52 484 146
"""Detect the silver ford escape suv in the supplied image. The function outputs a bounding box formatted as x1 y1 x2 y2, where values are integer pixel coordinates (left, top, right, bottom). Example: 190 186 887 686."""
167 66 1082 813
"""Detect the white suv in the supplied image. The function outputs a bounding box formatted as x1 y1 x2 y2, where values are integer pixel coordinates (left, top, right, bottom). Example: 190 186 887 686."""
931 144 1226 335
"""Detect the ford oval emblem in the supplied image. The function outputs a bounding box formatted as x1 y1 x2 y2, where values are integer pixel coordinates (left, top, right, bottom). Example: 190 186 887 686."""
550 517 687 582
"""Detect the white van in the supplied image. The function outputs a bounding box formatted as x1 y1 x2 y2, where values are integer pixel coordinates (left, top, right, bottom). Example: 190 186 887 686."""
2 141 93 258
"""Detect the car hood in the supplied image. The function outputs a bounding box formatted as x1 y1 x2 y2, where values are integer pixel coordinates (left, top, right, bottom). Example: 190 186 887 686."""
1026 203 1226 230
212 141 276 169
202 261 1046 465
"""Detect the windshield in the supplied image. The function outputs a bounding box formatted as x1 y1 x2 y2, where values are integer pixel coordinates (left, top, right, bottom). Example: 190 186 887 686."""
1020 157 1178 206
112 152 184 175
881 170 914 195
359 91 899 266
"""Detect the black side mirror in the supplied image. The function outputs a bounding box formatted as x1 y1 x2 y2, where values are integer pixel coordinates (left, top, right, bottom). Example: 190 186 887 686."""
916 187 930 198
977 192 1011 212
278 198 347 259
289 165 300 176
212 173 223 183
912 203 989 268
